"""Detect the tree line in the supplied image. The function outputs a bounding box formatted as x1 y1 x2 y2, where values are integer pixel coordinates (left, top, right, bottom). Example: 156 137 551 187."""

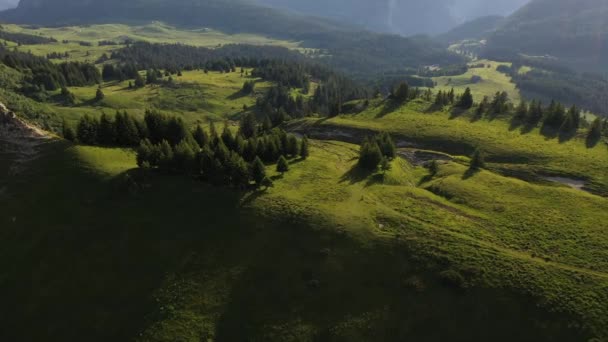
63 111 310 189
0 46 100 96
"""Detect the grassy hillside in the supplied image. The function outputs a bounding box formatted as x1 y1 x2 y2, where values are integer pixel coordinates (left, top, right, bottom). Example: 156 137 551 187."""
0 136 600 341
432 60 520 103
0 22 302 64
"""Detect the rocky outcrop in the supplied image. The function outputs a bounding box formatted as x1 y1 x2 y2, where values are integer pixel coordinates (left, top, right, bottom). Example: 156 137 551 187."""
0 102 51 176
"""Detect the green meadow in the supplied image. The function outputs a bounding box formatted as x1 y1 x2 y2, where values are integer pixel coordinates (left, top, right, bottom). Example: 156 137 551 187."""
0 22 302 63
432 60 521 103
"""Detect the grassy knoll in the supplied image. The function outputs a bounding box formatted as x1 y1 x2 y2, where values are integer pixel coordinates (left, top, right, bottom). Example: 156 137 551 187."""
292 98 608 194
1 138 601 341
432 60 521 103
1 22 301 63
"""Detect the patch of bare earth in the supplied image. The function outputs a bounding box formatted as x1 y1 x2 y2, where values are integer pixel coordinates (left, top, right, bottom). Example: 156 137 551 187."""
0 102 53 177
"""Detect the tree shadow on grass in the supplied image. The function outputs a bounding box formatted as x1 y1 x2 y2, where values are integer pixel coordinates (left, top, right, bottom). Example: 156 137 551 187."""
376 100 401 118
539 125 559 140
462 168 480 180
339 164 385 187
449 107 466 120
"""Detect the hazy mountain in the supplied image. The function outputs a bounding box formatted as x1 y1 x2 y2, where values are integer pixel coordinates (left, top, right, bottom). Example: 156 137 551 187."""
0 0 17 10
436 15 504 44
485 0 608 71
253 0 529 35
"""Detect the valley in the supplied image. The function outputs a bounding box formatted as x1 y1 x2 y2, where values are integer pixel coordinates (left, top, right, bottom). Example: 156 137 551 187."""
0 0 607 341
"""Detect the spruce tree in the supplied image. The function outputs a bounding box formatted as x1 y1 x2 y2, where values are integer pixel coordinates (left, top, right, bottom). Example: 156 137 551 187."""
457 87 474 109
193 124 209 148
239 113 257 139
98 113 116 145
469 148 485 170
358 137 382 171
251 156 266 186
588 118 603 143
134 73 145 88
62 119 75 141
277 155 289 174
95 87 105 102
300 136 309 160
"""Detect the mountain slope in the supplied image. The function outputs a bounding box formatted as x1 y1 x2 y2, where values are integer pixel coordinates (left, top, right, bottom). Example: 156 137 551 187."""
0 0 462 77
486 0 608 70
253 0 529 36
436 15 504 45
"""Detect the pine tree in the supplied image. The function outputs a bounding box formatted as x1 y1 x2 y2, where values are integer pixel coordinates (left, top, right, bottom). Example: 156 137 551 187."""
358 137 383 171
469 148 485 170
457 87 474 109
98 113 116 145
393 82 409 102
277 155 289 174
514 100 528 121
429 160 439 176
239 113 257 139
95 87 105 102
221 122 235 150
380 157 391 172
588 118 603 143
251 156 266 186
193 124 209 148
286 134 299 157
62 119 75 141
173 140 197 173
158 140 174 171
300 136 309 160
134 73 145 88
262 115 272 132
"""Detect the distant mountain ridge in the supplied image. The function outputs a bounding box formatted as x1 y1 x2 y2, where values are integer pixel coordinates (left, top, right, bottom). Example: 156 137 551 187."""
485 0 608 71
253 0 529 36
0 0 463 77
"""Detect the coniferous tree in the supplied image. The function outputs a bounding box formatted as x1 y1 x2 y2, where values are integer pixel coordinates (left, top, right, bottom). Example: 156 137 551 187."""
134 73 145 88
457 87 474 109
358 137 382 171
239 113 257 139
174 140 197 173
588 118 603 143
300 136 309 160
429 160 439 176
251 156 266 186
62 119 75 141
469 148 485 170
514 100 528 121
286 134 299 157
115 111 140 146
221 122 235 150
393 82 409 102
95 87 105 102
193 124 209 148
76 114 99 145
98 113 116 145
277 155 289 174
